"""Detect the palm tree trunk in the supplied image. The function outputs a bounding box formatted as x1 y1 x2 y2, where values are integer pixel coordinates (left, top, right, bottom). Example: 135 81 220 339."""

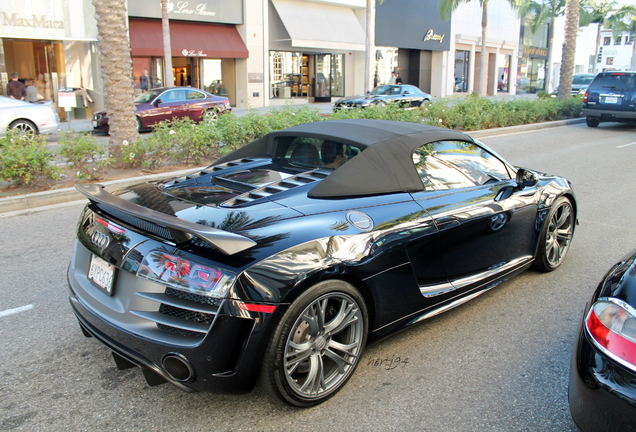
365 0 375 93
593 24 601 74
558 0 579 100
478 1 488 96
162 0 174 88
92 0 139 167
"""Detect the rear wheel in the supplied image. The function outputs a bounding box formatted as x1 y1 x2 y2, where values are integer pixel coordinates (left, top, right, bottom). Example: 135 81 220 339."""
259 280 368 407
202 109 218 122
533 197 575 272
420 99 430 108
9 119 37 137
586 117 599 128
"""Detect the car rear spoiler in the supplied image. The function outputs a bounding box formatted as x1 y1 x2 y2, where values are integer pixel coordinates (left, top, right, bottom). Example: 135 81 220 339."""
76 184 257 255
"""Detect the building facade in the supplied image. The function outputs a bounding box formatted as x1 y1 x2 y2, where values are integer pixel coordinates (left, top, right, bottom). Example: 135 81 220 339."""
0 0 100 119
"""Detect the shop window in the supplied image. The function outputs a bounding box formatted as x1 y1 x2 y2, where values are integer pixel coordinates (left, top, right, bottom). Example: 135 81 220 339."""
606 57 614 65
272 53 282 81
603 37 611 45
614 37 622 45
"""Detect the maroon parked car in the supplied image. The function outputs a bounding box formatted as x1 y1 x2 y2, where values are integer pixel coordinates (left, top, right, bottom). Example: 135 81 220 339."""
91 86 232 133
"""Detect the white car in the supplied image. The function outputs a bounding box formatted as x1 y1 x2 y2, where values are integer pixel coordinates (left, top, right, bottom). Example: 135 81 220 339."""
0 95 59 137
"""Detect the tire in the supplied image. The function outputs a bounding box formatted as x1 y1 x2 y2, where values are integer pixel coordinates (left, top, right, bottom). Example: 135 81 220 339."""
259 280 368 407
203 109 218 122
586 117 599 128
136 117 143 133
420 99 430 108
9 119 37 137
533 197 575 272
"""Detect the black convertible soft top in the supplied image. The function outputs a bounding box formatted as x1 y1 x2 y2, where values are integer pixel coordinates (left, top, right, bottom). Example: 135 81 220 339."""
213 119 475 198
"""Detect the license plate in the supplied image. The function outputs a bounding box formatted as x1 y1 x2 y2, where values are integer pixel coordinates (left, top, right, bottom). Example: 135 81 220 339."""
605 96 619 104
88 254 115 295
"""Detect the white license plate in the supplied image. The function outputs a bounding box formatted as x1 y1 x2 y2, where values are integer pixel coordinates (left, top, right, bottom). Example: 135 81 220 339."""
88 254 115 295
605 96 619 104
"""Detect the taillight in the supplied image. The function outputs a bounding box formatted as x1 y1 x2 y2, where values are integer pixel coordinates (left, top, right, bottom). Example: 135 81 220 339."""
583 91 588 104
586 299 636 371
224 99 231 109
138 250 235 298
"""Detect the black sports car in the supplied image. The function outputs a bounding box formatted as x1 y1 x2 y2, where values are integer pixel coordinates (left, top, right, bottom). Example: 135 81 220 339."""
68 119 577 407
569 249 636 431
333 85 431 110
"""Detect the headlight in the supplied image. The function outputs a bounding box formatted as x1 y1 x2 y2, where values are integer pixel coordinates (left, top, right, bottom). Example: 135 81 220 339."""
586 298 636 371
137 249 236 298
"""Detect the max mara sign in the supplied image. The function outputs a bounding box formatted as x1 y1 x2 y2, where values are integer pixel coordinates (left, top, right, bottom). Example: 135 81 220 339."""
0 1 97 40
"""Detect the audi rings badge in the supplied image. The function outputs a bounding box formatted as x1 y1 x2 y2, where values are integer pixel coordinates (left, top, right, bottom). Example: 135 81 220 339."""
91 231 110 249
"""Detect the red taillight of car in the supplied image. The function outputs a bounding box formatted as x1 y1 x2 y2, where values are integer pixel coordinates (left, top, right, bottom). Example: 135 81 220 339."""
223 99 231 109
586 300 636 370
583 92 588 104
238 302 277 313
95 216 126 234
138 251 235 298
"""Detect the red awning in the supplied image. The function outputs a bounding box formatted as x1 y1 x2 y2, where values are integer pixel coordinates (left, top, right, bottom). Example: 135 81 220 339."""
129 19 248 58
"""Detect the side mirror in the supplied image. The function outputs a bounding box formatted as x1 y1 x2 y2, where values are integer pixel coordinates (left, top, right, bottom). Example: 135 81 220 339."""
516 168 538 188
154 99 162 106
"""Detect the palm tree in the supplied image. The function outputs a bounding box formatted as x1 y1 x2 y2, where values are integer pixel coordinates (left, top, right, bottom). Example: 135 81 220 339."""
519 0 566 92
439 0 520 96
580 0 636 73
92 0 139 167
161 0 174 88
557 0 579 99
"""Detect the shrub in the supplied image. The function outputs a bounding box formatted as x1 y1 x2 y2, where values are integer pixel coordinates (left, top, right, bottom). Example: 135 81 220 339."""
0 130 60 186
57 131 110 181
125 118 220 169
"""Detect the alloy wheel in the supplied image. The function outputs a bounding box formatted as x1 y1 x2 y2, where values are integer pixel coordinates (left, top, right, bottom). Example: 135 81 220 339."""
544 201 574 267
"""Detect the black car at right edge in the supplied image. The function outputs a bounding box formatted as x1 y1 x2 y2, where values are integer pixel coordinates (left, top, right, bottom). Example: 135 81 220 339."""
569 249 636 431
583 71 636 127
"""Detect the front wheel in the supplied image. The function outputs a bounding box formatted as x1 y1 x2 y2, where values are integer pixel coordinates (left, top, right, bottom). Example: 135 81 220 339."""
533 197 575 272
259 280 368 407
136 117 143 133
9 119 37 137
586 117 599 128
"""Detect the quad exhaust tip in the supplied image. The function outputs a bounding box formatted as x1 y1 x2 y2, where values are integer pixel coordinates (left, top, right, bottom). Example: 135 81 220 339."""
162 353 194 382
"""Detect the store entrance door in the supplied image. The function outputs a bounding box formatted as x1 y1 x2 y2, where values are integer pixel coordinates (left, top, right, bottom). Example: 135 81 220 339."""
314 53 332 102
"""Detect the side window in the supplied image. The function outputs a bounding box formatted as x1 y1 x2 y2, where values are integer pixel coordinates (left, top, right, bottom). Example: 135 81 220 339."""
275 136 361 170
186 90 206 100
413 141 511 191
163 90 186 102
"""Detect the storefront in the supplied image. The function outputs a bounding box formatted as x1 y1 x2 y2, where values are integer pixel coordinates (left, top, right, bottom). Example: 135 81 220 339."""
375 0 450 95
517 19 550 94
268 0 365 102
127 1 248 107
0 0 100 120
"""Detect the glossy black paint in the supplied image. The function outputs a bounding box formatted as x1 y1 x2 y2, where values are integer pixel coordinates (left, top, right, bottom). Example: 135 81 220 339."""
68 121 577 397
569 250 636 431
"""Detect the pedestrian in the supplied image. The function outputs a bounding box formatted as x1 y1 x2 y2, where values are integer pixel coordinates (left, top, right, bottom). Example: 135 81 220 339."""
388 71 397 85
395 73 403 85
25 79 42 103
140 67 151 92
6 72 26 100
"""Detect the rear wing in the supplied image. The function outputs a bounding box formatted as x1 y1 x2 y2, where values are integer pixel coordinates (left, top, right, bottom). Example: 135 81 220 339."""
76 184 257 255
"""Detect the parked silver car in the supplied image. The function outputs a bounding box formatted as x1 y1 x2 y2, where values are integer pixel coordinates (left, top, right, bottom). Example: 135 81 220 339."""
0 96 59 137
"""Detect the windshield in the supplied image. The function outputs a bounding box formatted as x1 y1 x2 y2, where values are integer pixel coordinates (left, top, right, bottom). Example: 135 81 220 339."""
589 74 636 91
370 85 400 96
134 89 162 104
572 75 595 85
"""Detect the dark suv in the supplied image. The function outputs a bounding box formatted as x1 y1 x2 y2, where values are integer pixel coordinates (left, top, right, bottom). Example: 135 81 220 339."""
583 71 636 127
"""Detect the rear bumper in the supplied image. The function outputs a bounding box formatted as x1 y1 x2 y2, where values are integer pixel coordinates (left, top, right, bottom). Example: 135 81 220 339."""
569 323 636 431
67 239 284 394
583 108 636 120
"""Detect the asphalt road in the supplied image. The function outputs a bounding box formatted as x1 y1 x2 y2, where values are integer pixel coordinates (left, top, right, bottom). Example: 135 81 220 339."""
1 121 635 431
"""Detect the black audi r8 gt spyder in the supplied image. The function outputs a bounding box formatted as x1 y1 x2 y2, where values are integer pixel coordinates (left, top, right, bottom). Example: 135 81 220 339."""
569 249 636 431
333 85 431 110
68 119 577 407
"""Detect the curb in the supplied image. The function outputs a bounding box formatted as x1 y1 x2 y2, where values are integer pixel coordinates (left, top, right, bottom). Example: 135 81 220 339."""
0 118 585 216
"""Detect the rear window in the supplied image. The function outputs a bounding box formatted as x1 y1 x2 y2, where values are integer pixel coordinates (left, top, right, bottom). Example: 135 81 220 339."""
589 74 636 92
572 75 595 85
273 136 362 170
